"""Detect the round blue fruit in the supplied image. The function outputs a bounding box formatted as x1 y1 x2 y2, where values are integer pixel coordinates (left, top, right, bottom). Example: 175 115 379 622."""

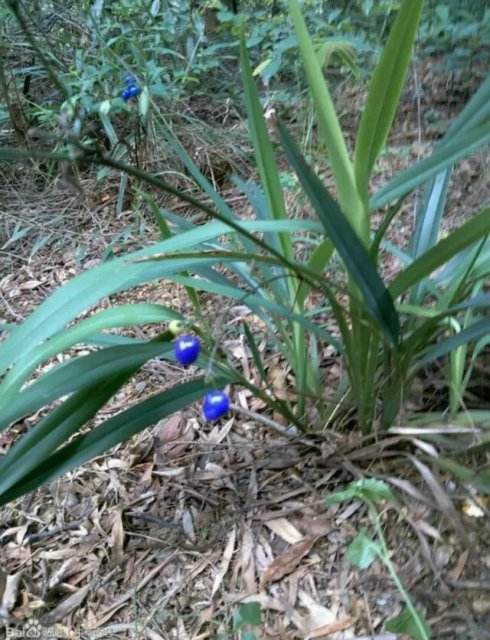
202 390 230 421
174 334 201 366
123 73 137 86
127 84 141 98
121 87 132 102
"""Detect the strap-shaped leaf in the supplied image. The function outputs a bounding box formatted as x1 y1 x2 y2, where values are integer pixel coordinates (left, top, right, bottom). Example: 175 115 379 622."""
278 123 400 346
409 170 451 303
0 342 173 432
0 378 222 506
0 372 130 483
409 74 490 302
240 32 293 262
411 75 490 257
0 219 319 376
296 238 334 308
288 0 366 243
232 176 288 301
389 207 490 298
371 123 490 209
444 72 490 139
354 0 424 198
0 304 179 404
416 318 490 368
167 272 342 350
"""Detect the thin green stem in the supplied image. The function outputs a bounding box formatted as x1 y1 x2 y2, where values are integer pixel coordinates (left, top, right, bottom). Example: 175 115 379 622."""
369 504 430 640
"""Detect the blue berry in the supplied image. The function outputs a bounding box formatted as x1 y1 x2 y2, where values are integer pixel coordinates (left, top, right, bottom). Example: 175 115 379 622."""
127 84 141 98
202 390 230 421
174 334 201 366
123 73 137 86
121 87 132 102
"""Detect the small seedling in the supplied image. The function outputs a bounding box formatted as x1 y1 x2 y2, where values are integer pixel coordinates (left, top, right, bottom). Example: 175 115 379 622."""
233 602 262 640
326 479 431 640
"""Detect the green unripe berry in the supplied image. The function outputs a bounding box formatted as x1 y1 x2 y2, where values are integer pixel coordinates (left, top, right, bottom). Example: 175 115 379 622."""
168 320 185 336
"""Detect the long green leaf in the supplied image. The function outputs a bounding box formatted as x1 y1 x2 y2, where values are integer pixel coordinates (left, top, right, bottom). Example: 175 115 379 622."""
0 342 173 432
410 74 490 263
242 321 267 385
0 304 179 404
429 457 490 495
0 378 222 506
297 238 334 307
232 176 289 301
240 32 292 261
0 219 320 376
288 0 366 243
371 123 490 209
0 373 130 483
389 207 490 298
0 146 325 310
415 318 490 368
278 123 400 346
444 72 490 139
355 0 423 199
167 272 342 350
409 170 451 302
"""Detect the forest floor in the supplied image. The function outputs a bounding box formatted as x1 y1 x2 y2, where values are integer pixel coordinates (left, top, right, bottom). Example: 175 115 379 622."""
0 60 489 640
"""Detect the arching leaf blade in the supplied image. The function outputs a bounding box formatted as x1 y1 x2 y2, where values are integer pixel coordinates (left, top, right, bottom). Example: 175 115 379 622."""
278 123 400 346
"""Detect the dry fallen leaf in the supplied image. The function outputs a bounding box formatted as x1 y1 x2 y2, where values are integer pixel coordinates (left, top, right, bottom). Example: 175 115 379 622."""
47 558 81 591
265 518 304 544
260 536 319 587
19 279 43 290
40 584 91 626
110 510 125 567
182 509 196 543
211 526 236 598
270 365 289 401
447 550 469 583
0 571 21 619
472 595 490 615
306 617 355 638
239 525 256 594
461 496 489 518
153 412 194 461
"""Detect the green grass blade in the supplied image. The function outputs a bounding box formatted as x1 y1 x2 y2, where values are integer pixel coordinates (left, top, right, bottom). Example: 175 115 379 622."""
354 0 423 200
279 123 399 346
389 207 490 299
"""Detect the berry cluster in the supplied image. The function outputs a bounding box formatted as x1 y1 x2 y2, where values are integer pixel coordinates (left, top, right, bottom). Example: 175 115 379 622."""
173 333 230 422
121 74 141 102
